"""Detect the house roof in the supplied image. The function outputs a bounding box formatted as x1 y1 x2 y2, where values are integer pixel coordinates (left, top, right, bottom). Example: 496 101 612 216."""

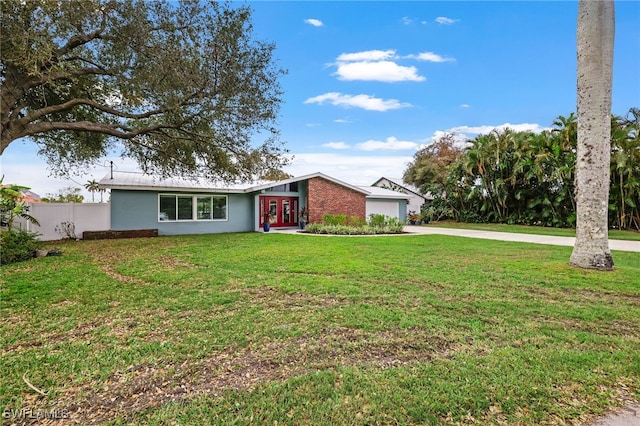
99 171 409 199
371 176 432 200
249 172 370 195
98 171 258 193
359 186 411 200
20 190 41 203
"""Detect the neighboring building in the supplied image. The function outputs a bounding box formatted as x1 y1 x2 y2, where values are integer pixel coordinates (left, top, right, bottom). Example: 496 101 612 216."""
371 177 431 214
20 190 41 203
99 171 409 235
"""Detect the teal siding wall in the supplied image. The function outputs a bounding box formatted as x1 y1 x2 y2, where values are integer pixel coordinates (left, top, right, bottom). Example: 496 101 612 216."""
111 190 156 230
111 190 254 235
399 199 408 221
299 181 308 209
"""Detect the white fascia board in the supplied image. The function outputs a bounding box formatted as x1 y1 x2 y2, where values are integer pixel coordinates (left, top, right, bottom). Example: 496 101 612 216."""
245 172 370 195
103 184 246 193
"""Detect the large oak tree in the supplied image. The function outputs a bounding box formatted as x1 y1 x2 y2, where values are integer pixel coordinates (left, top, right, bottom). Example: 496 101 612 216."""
1 0 288 180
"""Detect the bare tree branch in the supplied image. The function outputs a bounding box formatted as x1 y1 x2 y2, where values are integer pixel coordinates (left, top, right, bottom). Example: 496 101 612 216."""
10 121 180 146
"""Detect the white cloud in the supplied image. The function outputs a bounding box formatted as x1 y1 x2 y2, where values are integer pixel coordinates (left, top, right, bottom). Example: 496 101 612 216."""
332 50 424 82
402 17 413 25
356 136 418 151
450 123 549 136
336 50 397 62
304 18 324 27
435 17 458 25
323 142 351 150
335 61 425 82
304 92 412 112
424 122 551 148
460 104 471 108
422 131 470 149
283 153 413 186
407 51 455 63
334 118 353 124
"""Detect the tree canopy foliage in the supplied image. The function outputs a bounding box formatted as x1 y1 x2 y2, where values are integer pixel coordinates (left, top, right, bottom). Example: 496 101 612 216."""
404 109 640 230
403 133 465 195
260 169 293 181
0 0 288 180
41 187 84 203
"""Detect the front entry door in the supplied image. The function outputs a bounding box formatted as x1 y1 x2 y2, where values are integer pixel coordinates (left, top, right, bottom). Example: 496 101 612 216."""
260 196 298 227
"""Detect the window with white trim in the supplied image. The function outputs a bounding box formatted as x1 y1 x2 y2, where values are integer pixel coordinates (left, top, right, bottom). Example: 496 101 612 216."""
159 194 227 221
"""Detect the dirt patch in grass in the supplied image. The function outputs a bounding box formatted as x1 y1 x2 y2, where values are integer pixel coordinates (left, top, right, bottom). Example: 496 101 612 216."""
32 326 454 425
533 315 640 339
99 263 150 285
3 308 174 355
563 289 640 307
86 238 195 285
241 286 348 310
286 326 453 368
94 253 197 285
3 320 102 354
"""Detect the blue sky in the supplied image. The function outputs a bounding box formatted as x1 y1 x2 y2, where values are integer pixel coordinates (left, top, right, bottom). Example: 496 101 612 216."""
2 1 639 199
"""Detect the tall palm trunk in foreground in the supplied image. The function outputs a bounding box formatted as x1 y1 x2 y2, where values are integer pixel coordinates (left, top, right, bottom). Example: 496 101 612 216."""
570 0 615 270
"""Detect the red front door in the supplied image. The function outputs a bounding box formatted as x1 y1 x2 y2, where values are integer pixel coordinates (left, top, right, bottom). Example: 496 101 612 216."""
260 196 298 227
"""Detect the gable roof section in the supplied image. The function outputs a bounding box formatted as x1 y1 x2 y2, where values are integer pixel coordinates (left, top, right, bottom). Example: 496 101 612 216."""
371 176 429 200
246 172 369 195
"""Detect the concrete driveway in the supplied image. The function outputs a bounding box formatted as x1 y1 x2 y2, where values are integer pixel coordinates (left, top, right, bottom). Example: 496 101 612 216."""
404 226 640 252
276 225 640 252
590 403 640 426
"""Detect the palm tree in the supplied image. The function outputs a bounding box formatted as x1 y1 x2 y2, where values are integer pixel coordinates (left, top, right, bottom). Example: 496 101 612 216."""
552 113 577 152
610 110 640 230
570 0 615 270
84 180 100 203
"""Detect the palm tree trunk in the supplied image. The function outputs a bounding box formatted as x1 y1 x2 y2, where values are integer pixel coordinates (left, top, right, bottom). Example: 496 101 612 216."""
570 0 615 270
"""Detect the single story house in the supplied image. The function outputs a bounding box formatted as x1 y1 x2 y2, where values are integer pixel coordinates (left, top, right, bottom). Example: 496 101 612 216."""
99 171 409 235
371 177 432 214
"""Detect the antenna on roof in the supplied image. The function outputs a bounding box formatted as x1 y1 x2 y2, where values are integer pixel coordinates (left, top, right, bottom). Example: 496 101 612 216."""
110 161 113 179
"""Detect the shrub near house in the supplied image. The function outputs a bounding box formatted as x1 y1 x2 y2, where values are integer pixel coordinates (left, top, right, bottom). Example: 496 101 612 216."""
1 230 43 264
304 214 404 235
0 180 42 264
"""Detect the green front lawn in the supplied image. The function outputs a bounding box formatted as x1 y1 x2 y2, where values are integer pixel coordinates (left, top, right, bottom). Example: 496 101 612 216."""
428 221 640 241
2 233 639 424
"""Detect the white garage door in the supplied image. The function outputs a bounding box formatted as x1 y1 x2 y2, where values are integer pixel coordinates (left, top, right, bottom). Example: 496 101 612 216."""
366 200 399 219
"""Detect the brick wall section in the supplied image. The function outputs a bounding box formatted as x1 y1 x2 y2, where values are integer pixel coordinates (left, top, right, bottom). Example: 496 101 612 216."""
307 177 366 223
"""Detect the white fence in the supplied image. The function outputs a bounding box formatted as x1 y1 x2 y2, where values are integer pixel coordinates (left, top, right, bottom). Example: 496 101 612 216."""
15 203 110 241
